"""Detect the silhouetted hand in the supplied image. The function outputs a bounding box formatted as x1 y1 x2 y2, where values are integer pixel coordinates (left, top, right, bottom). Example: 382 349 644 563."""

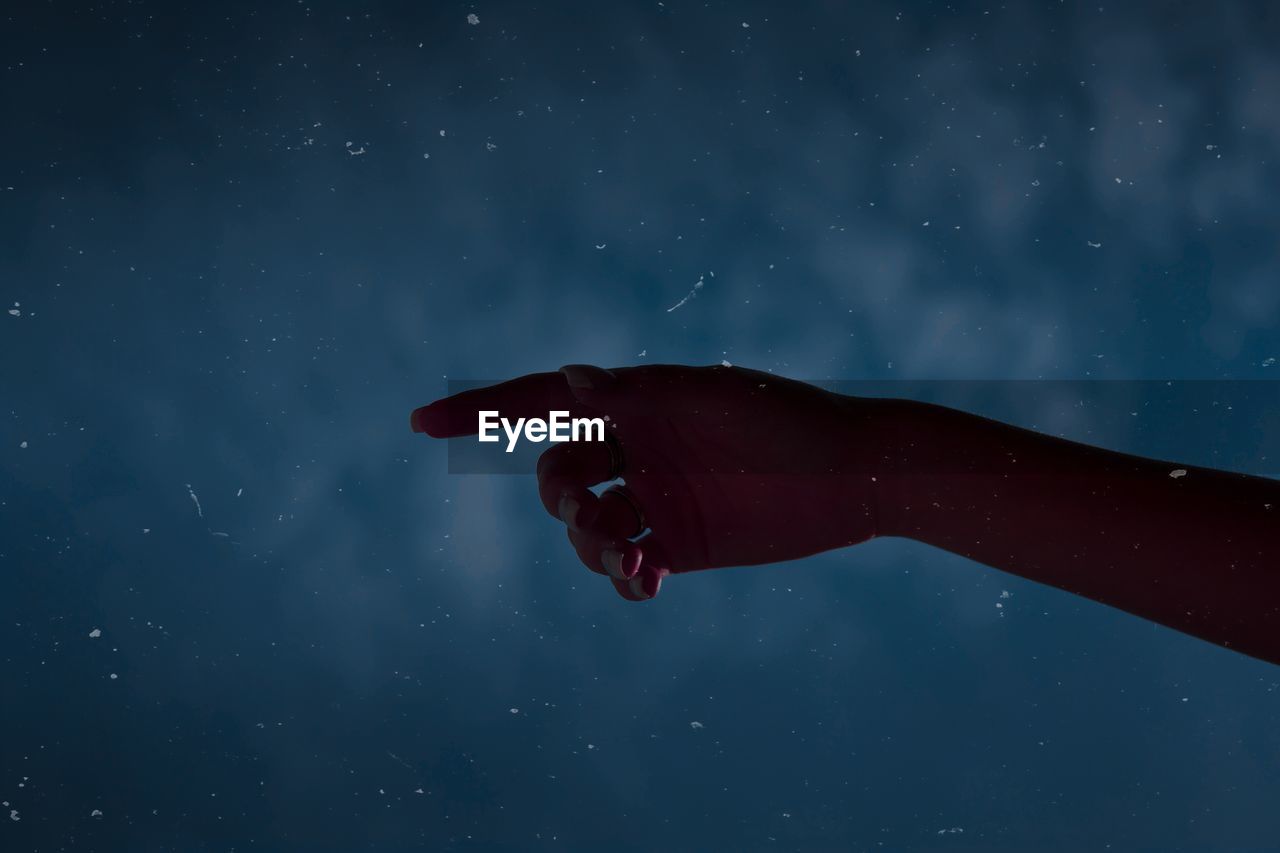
411 364 893 601
414 363 1280 665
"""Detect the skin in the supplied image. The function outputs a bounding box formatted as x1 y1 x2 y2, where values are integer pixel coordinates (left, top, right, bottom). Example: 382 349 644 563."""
411 364 1280 666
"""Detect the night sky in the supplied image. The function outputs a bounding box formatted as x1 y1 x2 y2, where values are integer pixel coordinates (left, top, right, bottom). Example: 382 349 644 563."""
3 1 1279 850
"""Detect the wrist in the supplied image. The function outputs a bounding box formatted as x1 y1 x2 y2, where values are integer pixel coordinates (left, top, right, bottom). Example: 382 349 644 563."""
838 396 958 541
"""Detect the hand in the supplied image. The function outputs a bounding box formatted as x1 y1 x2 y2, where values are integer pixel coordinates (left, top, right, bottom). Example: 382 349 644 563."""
411 364 892 601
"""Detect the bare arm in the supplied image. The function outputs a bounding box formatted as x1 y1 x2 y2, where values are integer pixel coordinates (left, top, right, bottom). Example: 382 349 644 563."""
873 398 1280 665
413 365 1280 666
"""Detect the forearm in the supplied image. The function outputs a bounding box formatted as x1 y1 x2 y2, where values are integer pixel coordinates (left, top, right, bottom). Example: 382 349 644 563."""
868 398 1280 665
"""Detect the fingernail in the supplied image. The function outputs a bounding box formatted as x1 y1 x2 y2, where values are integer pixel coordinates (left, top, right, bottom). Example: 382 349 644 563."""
409 407 427 433
601 549 622 579
629 575 651 600
558 495 580 526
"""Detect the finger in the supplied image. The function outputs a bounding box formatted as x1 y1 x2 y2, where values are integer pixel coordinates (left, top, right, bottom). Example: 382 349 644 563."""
613 564 668 601
610 576 646 601
410 372 578 437
565 486 646 579
631 533 674 598
601 542 643 581
610 576 648 601
599 525 676 598
567 522 642 579
572 487 646 576
567 527 637 577
633 564 669 599
535 441 616 527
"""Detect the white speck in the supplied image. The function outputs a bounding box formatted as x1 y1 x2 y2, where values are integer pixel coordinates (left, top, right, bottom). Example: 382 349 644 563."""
1262 357 1276 367
91 809 103 818
999 590 1012 599
741 21 750 27
720 359 732 367
211 531 230 538
1086 240 1102 248
7 308 18 317
637 349 647 357
109 673 118 680
586 743 595 750
467 13 480 25
89 628 101 638
922 220 930 226
19 440 27 448
689 721 704 729
937 827 964 835
509 707 519 714
485 141 497 151
1114 177 1122 184
1169 469 1188 479
142 528 151 534
422 152 430 159
8 809 18 822
1205 144 1217 150
439 129 446 137
236 488 243 497
1181 697 1189 702
666 275 705 312
414 788 424 794
594 243 607 250
346 143 367 156
185 484 203 518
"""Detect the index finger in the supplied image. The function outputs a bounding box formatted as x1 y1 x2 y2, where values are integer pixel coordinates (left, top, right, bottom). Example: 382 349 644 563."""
410 372 579 437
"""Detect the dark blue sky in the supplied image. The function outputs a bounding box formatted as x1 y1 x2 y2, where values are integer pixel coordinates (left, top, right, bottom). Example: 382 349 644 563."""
3 1 1279 850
